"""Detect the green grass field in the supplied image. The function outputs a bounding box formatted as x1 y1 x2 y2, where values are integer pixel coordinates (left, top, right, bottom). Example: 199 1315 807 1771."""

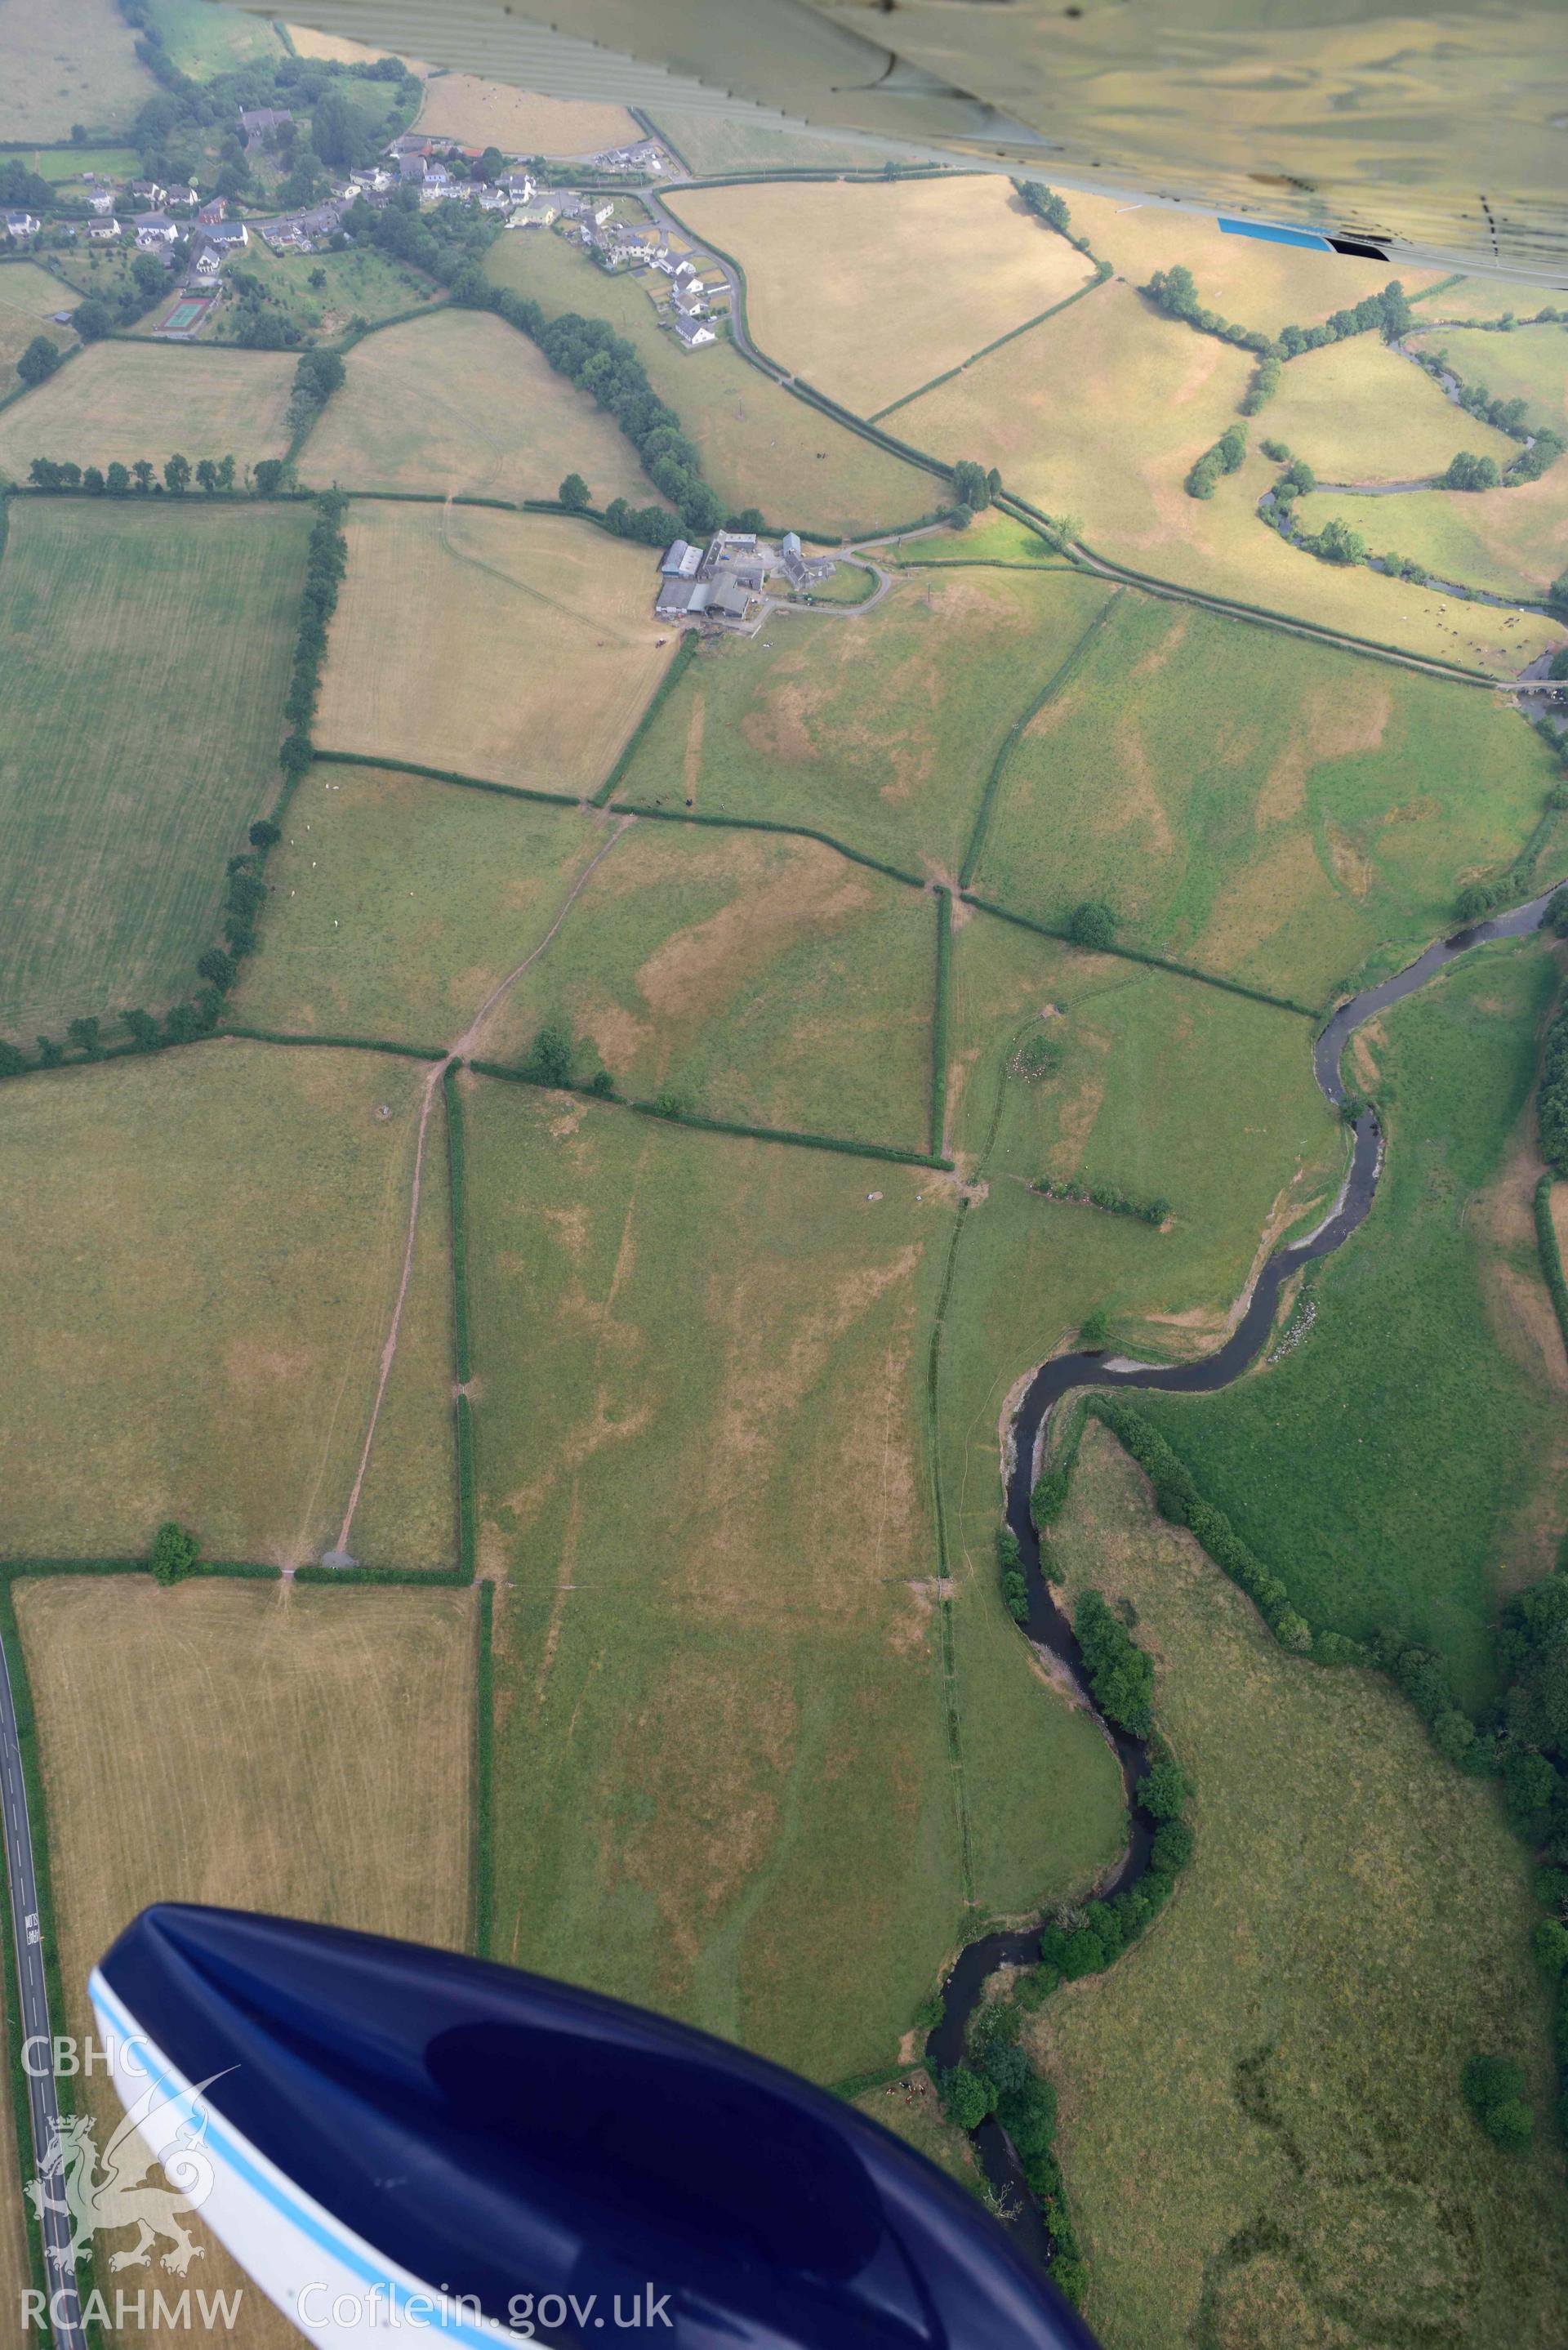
1301 474 1568 605
932 918 1344 1788
8 145 136 183
231 762 595 1047
0 1043 454 1566
969 591 1558 1006
301 306 653 504
145 0 285 72
483 231 934 537
1035 1421 1568 2350
1414 321 1568 437
205 243 439 345
1264 332 1516 483
0 0 154 140
469 1077 1123 2076
1141 939 1567 1705
0 497 308 1043
0 338 296 479
480 818 938 1149
617 567 1118 880
0 258 78 385
641 109 895 176
889 511 1066 565
898 283 1561 673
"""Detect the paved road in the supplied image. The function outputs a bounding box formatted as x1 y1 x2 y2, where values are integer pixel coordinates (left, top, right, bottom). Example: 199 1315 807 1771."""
0 1639 86 2348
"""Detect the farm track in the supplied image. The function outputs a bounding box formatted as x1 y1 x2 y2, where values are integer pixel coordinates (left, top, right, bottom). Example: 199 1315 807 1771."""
330 815 635 1565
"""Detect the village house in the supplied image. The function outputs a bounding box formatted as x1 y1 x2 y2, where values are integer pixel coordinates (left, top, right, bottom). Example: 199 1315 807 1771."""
134 212 181 247
202 218 249 253
475 185 511 212
85 214 120 242
349 165 393 194
421 161 453 198
586 139 667 175
497 169 535 200
671 312 716 349
239 107 292 152
165 184 198 210
509 198 558 228
130 178 166 208
197 196 226 227
188 238 224 279
3 212 40 243
87 188 115 215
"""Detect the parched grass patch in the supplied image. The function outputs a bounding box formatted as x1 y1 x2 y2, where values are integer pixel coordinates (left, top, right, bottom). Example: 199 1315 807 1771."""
483 818 937 1149
1416 322 1568 437
0 497 309 1043
317 502 673 796
1141 939 1566 1705
233 761 596 1047
470 1083 1120 2077
1062 191 1446 336
617 566 1118 878
1264 334 1516 483
1295 479 1568 604
0 340 296 479
483 231 933 537
899 286 1561 672
0 1045 452 1567
969 593 1557 1004
1036 1422 1568 2350
414 73 635 154
301 307 651 504
19 1572 474 2342
0 0 154 140
666 177 1096 416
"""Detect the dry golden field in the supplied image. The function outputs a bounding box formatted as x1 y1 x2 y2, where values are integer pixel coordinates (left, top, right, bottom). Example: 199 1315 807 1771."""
0 341 295 478
1060 187 1445 334
0 338 293 475
300 306 651 505
899 284 1559 671
1264 333 1517 482
19 1572 475 2350
413 70 636 154
317 502 674 794
666 176 1097 413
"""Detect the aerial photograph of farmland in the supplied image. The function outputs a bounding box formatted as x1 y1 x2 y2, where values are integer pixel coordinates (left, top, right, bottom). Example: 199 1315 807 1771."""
3 0 1568 2344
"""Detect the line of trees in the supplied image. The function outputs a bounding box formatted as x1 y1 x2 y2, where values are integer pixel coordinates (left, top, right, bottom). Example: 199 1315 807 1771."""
1035 1176 1172 1226
27 453 238 494
936 1655 1195 2307
1539 999 1568 1175
287 347 345 431
1142 264 1274 356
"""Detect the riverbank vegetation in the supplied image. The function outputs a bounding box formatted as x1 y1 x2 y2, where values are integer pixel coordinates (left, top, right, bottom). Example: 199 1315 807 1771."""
1139 939 1565 1705
1031 1423 1568 2350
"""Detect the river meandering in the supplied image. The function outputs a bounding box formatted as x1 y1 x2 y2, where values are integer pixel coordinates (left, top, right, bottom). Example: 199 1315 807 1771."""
926 880 1566 2254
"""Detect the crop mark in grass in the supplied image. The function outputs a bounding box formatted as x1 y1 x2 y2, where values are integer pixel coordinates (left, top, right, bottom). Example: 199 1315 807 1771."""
335 817 637 1564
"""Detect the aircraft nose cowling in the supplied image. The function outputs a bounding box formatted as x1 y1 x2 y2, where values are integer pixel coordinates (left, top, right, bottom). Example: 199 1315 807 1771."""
92 1904 1100 2350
